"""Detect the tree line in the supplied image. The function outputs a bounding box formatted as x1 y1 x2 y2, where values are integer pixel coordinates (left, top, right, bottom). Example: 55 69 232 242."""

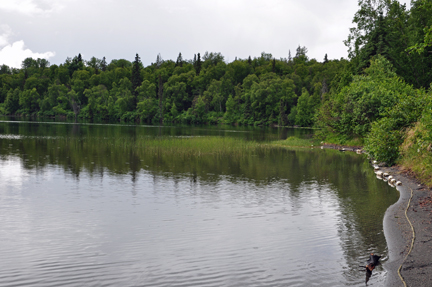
0 48 346 126
0 0 432 167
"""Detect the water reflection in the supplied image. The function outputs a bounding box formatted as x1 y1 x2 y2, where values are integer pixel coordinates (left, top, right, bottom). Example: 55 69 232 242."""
0 118 311 142
0 120 398 286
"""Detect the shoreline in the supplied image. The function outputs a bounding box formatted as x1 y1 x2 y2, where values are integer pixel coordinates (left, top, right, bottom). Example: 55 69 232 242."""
320 144 432 286
298 143 431 285
379 166 432 286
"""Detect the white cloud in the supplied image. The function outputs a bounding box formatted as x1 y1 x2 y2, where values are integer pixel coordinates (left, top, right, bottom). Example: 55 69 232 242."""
0 25 55 68
0 24 12 47
0 0 64 16
0 40 55 68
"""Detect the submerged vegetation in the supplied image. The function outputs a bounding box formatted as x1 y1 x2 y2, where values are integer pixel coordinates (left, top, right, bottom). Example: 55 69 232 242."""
0 0 431 183
98 136 270 157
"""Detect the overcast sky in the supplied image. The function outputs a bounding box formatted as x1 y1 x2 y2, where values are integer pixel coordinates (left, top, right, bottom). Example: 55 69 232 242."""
0 0 411 68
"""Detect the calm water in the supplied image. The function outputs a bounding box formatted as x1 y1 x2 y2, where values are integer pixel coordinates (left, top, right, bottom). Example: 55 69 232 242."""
0 121 398 286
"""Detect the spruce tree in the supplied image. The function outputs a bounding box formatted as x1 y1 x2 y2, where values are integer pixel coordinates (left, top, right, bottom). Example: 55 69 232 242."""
324 53 329 64
196 53 202 75
101 57 107 71
68 53 83 76
131 53 142 108
175 53 183 67
156 53 163 68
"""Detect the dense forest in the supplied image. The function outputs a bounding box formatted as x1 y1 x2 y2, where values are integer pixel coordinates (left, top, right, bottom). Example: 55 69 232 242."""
0 0 432 176
0 48 347 127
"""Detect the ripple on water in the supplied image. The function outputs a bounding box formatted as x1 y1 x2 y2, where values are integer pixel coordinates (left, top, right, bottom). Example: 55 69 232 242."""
0 131 395 286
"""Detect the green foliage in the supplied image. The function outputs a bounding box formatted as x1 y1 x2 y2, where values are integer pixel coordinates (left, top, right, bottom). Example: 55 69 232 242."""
131 53 142 108
224 94 237 123
359 60 425 164
193 95 207 122
366 86 428 165
407 26 432 54
318 56 414 138
365 117 404 164
19 88 41 114
397 94 432 186
41 84 69 114
82 85 110 119
346 0 432 88
137 97 158 123
287 106 297 125
4 88 21 114
0 51 351 126
295 88 316 127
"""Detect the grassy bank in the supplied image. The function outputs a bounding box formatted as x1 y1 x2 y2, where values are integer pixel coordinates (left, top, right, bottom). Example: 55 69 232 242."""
272 128 432 190
398 122 432 187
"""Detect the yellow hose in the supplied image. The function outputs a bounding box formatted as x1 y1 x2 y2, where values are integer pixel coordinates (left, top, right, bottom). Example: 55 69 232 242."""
397 187 415 287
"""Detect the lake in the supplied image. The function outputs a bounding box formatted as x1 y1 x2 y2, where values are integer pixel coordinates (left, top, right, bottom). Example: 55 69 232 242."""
0 120 398 286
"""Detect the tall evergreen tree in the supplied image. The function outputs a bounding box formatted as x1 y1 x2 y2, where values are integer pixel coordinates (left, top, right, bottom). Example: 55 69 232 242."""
68 53 84 76
101 57 107 72
131 53 142 108
295 46 308 59
175 53 183 67
156 53 163 68
323 53 329 64
195 53 202 75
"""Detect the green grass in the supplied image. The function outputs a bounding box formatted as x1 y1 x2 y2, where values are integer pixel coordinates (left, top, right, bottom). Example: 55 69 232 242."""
320 134 364 147
101 136 270 157
398 122 432 187
399 148 432 187
270 136 320 148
